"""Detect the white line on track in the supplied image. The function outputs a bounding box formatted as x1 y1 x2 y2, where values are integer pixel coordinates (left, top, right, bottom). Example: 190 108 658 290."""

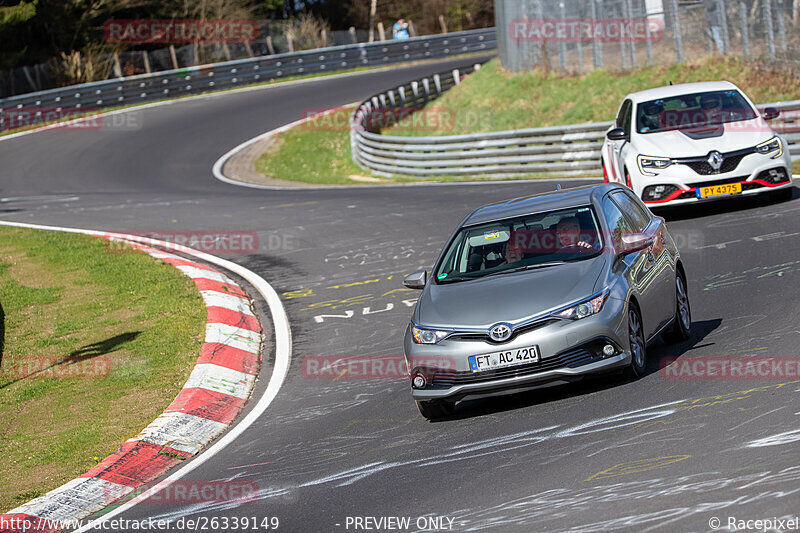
0 220 291 531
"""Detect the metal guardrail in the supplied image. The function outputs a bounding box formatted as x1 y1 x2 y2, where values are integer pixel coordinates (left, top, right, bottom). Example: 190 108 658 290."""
0 28 496 127
351 71 800 178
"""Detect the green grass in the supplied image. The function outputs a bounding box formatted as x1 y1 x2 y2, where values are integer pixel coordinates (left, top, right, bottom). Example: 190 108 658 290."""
256 55 799 185
388 56 800 137
0 227 205 513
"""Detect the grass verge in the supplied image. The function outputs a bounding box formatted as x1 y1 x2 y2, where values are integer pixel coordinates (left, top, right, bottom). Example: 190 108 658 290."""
256 55 798 185
0 227 205 513
387 56 800 137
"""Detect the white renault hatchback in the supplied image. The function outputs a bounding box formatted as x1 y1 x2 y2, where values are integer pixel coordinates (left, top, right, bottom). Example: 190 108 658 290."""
601 81 793 206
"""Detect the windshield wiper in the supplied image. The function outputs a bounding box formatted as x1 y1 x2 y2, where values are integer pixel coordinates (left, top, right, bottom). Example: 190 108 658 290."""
482 261 566 278
437 275 474 284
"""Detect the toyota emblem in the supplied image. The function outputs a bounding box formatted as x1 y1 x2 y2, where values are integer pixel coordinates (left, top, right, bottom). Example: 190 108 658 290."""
707 151 724 172
489 323 512 342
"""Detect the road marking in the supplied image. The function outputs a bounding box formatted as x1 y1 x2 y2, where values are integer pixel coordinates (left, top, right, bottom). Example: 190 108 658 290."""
585 455 692 481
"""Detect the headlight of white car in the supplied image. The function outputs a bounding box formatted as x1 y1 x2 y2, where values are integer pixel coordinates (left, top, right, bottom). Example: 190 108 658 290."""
755 137 782 158
637 155 673 175
411 326 449 344
555 292 608 320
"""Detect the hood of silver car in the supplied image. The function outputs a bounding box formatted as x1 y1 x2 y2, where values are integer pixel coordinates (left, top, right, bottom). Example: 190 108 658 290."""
416 255 608 329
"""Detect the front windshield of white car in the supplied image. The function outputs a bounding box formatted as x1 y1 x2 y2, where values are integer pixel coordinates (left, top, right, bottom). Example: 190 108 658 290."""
636 89 758 134
434 206 604 283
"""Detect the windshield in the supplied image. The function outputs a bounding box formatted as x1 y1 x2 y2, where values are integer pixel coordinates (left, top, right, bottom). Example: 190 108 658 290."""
434 206 603 283
636 89 758 134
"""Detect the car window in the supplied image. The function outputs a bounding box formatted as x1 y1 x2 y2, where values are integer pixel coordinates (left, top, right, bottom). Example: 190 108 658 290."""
620 100 633 136
616 100 631 132
635 89 758 134
602 196 634 249
434 206 604 283
611 191 650 232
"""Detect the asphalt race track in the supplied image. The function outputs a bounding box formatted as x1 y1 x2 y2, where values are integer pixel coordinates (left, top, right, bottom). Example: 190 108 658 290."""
2 57 799 532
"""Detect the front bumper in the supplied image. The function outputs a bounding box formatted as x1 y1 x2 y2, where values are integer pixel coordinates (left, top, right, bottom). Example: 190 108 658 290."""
631 150 793 206
404 297 630 402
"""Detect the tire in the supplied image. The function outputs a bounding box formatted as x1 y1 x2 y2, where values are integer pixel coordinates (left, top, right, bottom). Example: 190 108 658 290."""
416 399 455 420
662 272 692 344
625 303 647 378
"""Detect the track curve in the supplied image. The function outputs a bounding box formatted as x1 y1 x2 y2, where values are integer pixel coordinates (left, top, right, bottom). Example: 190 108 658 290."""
2 57 799 532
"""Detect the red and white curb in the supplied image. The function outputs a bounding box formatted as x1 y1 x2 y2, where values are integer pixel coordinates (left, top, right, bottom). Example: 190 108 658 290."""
0 229 287 533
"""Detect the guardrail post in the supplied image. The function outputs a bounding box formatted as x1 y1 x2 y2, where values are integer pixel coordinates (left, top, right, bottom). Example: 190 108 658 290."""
411 81 419 98
453 69 461 85
433 74 442 94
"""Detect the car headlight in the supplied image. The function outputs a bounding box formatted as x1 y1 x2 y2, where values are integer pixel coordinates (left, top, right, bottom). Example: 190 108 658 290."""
637 155 673 175
555 292 607 320
411 326 449 344
755 136 782 158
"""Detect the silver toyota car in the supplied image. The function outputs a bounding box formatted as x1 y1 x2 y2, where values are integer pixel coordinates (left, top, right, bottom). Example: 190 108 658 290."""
403 183 691 419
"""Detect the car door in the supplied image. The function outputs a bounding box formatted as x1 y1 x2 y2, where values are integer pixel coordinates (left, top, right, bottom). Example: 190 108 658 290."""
609 99 632 185
611 190 676 335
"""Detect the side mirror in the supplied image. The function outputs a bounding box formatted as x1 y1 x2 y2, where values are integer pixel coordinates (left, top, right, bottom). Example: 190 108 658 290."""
606 127 629 141
403 270 427 289
762 107 780 121
620 233 655 254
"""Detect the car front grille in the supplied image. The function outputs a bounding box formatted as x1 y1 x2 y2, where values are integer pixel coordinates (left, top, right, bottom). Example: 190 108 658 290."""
682 153 747 175
428 347 596 389
448 319 559 343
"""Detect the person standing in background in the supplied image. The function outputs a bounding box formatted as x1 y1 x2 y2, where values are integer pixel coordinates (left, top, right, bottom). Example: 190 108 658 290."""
702 0 725 53
393 18 410 40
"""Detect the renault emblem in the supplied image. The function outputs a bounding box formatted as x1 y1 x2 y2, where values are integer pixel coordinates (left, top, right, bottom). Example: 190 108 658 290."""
707 151 723 172
489 323 512 342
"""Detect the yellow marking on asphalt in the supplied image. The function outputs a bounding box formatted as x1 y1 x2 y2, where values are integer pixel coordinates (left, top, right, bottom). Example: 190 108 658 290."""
585 455 691 481
327 279 382 289
301 294 375 311
283 289 315 300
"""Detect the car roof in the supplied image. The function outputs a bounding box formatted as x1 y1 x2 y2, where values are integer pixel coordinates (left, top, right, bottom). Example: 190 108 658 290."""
625 81 741 103
462 183 622 226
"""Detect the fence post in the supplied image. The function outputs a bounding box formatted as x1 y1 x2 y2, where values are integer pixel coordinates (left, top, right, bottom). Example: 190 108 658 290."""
643 0 654 64
142 51 151 73
439 15 449 33
775 0 787 51
669 0 684 62
244 40 254 57
286 34 294 53
348 27 357 44
591 0 603 68
764 0 776 61
559 0 568 71
169 45 179 69
408 20 418 37
739 0 750 55
717 0 730 53
377 21 386 41
619 0 629 69
266 35 275 55
112 52 123 77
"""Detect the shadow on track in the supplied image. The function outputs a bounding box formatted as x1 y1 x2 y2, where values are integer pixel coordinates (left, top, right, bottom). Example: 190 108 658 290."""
655 186 796 222
431 319 722 422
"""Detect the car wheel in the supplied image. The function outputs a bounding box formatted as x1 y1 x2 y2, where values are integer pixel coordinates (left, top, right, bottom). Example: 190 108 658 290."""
416 399 454 420
625 303 647 377
663 272 692 343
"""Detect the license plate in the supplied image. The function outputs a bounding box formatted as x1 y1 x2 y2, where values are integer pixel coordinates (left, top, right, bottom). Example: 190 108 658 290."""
696 182 742 198
469 345 540 372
